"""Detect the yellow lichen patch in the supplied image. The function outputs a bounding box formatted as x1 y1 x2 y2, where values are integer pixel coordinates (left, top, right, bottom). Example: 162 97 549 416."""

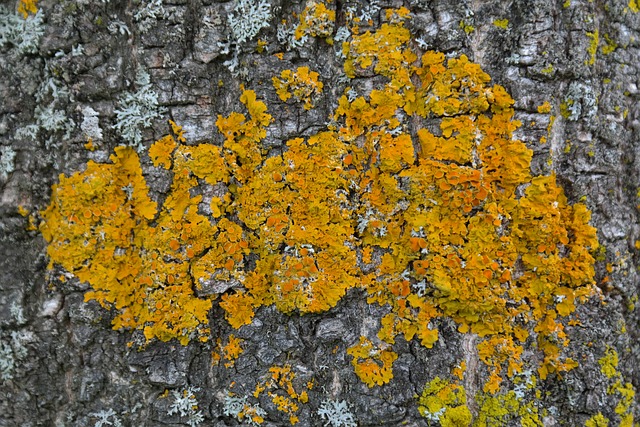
595 347 637 426
602 33 617 55
216 89 272 183
343 13 416 80
212 334 244 368
599 346 619 378
587 346 635 427
452 361 466 380
474 388 544 427
537 102 552 114
272 67 324 110
252 364 311 425
586 30 599 65
611 381 635 427
40 6 599 396
493 19 509 29
541 64 554 75
417 377 472 427
417 116 476 164
232 130 360 316
219 291 255 329
18 205 38 231
17 0 37 18
40 146 211 345
295 1 335 41
256 39 268 53
335 12 597 390
148 122 184 169
585 413 609 427
149 135 177 169
347 336 398 387
459 20 475 34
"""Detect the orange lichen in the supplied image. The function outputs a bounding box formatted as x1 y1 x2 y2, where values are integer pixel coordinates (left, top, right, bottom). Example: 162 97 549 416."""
212 334 244 368
41 6 598 395
335 10 597 390
537 101 552 114
39 145 211 345
295 1 335 41
216 88 272 183
251 364 311 425
17 0 37 18
347 336 398 387
272 67 324 110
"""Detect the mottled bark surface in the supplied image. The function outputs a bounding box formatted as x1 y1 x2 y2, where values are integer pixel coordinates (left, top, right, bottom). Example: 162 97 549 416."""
0 0 639 426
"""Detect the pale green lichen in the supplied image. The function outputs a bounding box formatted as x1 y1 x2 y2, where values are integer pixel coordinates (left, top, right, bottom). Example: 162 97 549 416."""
228 0 271 44
317 399 356 427
0 146 16 183
0 4 43 54
113 67 166 152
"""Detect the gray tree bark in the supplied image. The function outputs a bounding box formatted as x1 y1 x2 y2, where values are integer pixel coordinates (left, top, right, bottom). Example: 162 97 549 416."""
1 0 639 426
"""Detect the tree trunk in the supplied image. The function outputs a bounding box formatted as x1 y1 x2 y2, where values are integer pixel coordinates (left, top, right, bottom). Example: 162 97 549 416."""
1 0 638 426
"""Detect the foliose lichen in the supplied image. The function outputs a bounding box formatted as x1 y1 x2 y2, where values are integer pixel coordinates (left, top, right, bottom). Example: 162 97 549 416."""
228 0 271 45
39 4 605 410
113 67 166 152
0 4 43 55
317 399 357 427
0 146 17 183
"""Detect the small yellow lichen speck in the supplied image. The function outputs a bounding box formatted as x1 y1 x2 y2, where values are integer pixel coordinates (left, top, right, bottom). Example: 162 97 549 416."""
459 20 475 34
537 102 552 114
586 30 599 65
493 19 509 29
541 64 554 75
17 0 38 18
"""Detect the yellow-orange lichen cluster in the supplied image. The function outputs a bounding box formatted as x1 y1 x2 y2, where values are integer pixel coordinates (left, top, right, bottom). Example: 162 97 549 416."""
211 334 244 368
294 1 335 41
251 364 311 425
17 0 37 18
346 336 398 387
40 122 213 345
41 7 598 393
273 66 324 110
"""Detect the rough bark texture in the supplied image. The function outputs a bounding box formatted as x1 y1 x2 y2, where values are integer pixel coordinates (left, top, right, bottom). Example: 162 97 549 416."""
0 0 639 426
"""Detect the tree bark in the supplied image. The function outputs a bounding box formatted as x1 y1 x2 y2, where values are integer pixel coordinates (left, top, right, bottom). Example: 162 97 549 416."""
1 0 638 426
